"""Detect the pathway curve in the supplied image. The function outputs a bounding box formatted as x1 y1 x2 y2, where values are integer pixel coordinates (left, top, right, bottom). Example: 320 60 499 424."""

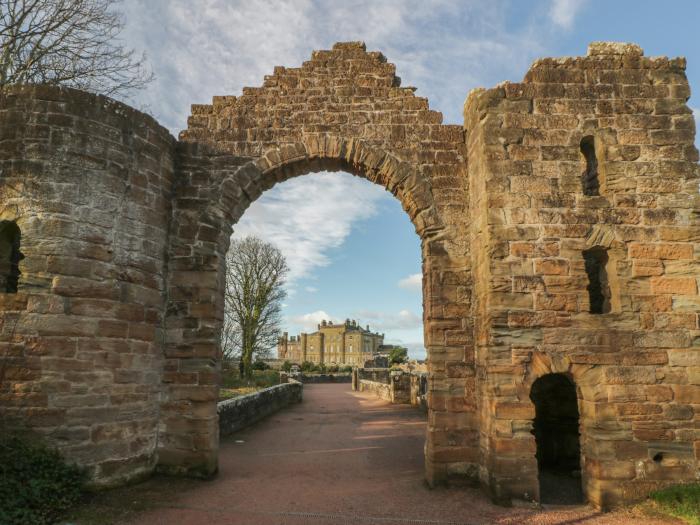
121 384 679 525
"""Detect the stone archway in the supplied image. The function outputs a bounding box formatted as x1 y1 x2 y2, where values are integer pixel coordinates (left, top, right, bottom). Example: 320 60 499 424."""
156 42 476 486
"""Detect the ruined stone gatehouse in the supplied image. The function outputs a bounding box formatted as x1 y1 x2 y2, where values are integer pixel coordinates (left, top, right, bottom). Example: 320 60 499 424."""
0 41 698 508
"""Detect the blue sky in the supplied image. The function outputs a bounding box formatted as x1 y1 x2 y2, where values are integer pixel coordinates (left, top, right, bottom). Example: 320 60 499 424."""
119 0 700 359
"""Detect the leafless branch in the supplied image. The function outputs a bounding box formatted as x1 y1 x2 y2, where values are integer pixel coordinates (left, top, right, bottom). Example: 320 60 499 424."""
0 0 153 97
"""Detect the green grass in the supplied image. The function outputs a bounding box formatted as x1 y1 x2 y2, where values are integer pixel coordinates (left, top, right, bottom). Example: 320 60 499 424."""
219 369 280 401
219 386 260 400
221 368 279 389
650 483 700 525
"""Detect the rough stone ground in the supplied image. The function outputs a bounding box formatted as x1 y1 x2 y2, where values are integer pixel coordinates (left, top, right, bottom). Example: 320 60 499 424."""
71 384 682 525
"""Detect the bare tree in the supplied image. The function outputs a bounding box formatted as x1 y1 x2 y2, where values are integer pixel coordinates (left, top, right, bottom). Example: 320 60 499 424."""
223 236 288 378
0 0 152 96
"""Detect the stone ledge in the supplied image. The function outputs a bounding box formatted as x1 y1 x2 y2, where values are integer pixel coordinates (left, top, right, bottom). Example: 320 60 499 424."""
217 381 302 436
587 41 644 56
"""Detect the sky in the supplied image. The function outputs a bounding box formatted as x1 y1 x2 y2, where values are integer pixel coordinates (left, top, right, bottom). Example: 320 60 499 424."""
119 0 700 359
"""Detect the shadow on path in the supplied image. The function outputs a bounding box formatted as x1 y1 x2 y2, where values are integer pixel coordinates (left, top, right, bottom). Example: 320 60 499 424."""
71 384 680 525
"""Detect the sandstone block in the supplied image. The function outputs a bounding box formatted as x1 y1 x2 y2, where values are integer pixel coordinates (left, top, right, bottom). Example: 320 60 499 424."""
651 277 697 295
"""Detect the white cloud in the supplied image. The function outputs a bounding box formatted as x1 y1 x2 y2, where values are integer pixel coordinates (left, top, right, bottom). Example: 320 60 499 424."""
304 286 318 293
232 172 390 285
398 273 422 291
289 310 335 332
118 0 577 131
121 0 315 129
353 309 422 331
549 0 587 30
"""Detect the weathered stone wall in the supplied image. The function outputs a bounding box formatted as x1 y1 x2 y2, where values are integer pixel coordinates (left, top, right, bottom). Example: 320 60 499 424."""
358 379 393 402
390 371 412 404
300 373 352 383
355 369 413 404
465 42 699 508
0 85 175 485
218 381 302 436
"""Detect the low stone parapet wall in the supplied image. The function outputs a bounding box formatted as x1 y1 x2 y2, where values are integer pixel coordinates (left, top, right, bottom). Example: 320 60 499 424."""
301 373 352 383
218 381 302 436
358 379 392 402
354 368 428 407
357 368 391 384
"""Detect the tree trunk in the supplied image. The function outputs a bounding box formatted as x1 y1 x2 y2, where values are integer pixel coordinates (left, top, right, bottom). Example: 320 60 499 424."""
242 329 254 379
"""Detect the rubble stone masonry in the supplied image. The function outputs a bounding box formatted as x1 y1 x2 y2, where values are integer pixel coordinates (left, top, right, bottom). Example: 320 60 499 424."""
0 41 697 507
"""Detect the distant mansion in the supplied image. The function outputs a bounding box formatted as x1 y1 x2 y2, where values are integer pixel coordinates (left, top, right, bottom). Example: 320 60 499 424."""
277 319 384 366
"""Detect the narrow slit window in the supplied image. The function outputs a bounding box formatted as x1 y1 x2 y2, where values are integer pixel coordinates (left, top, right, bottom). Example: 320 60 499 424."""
0 221 22 293
580 136 599 196
583 247 610 314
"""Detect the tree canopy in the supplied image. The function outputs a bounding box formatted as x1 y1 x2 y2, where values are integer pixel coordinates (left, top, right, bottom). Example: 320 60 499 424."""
388 346 408 365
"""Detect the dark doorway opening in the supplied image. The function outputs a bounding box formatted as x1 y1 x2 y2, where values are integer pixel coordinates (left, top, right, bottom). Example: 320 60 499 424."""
530 373 583 504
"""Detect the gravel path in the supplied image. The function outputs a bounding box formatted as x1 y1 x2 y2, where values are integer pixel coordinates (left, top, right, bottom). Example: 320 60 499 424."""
115 384 680 525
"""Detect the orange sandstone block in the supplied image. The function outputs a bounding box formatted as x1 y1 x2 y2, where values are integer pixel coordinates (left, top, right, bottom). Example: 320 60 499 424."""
510 242 535 257
632 260 664 277
494 402 535 420
650 277 697 295
534 258 569 276
629 242 694 260
657 243 694 260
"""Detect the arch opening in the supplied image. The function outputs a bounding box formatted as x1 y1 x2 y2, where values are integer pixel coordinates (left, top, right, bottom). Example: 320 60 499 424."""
0 221 22 293
220 140 443 242
223 168 426 370
530 373 583 505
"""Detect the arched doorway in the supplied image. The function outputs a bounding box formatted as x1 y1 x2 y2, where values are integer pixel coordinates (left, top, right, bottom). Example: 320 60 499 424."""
530 373 583 504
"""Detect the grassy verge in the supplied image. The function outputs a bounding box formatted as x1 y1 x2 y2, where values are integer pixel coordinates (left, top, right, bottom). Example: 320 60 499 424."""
649 483 700 525
219 386 260 400
219 368 279 401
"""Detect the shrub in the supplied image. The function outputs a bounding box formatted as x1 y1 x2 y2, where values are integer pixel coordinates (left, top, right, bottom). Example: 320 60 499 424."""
300 361 316 372
281 360 293 372
340 365 353 373
0 434 87 525
327 364 339 373
252 359 271 371
220 367 279 391
220 367 240 388
388 346 408 365
252 369 279 387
